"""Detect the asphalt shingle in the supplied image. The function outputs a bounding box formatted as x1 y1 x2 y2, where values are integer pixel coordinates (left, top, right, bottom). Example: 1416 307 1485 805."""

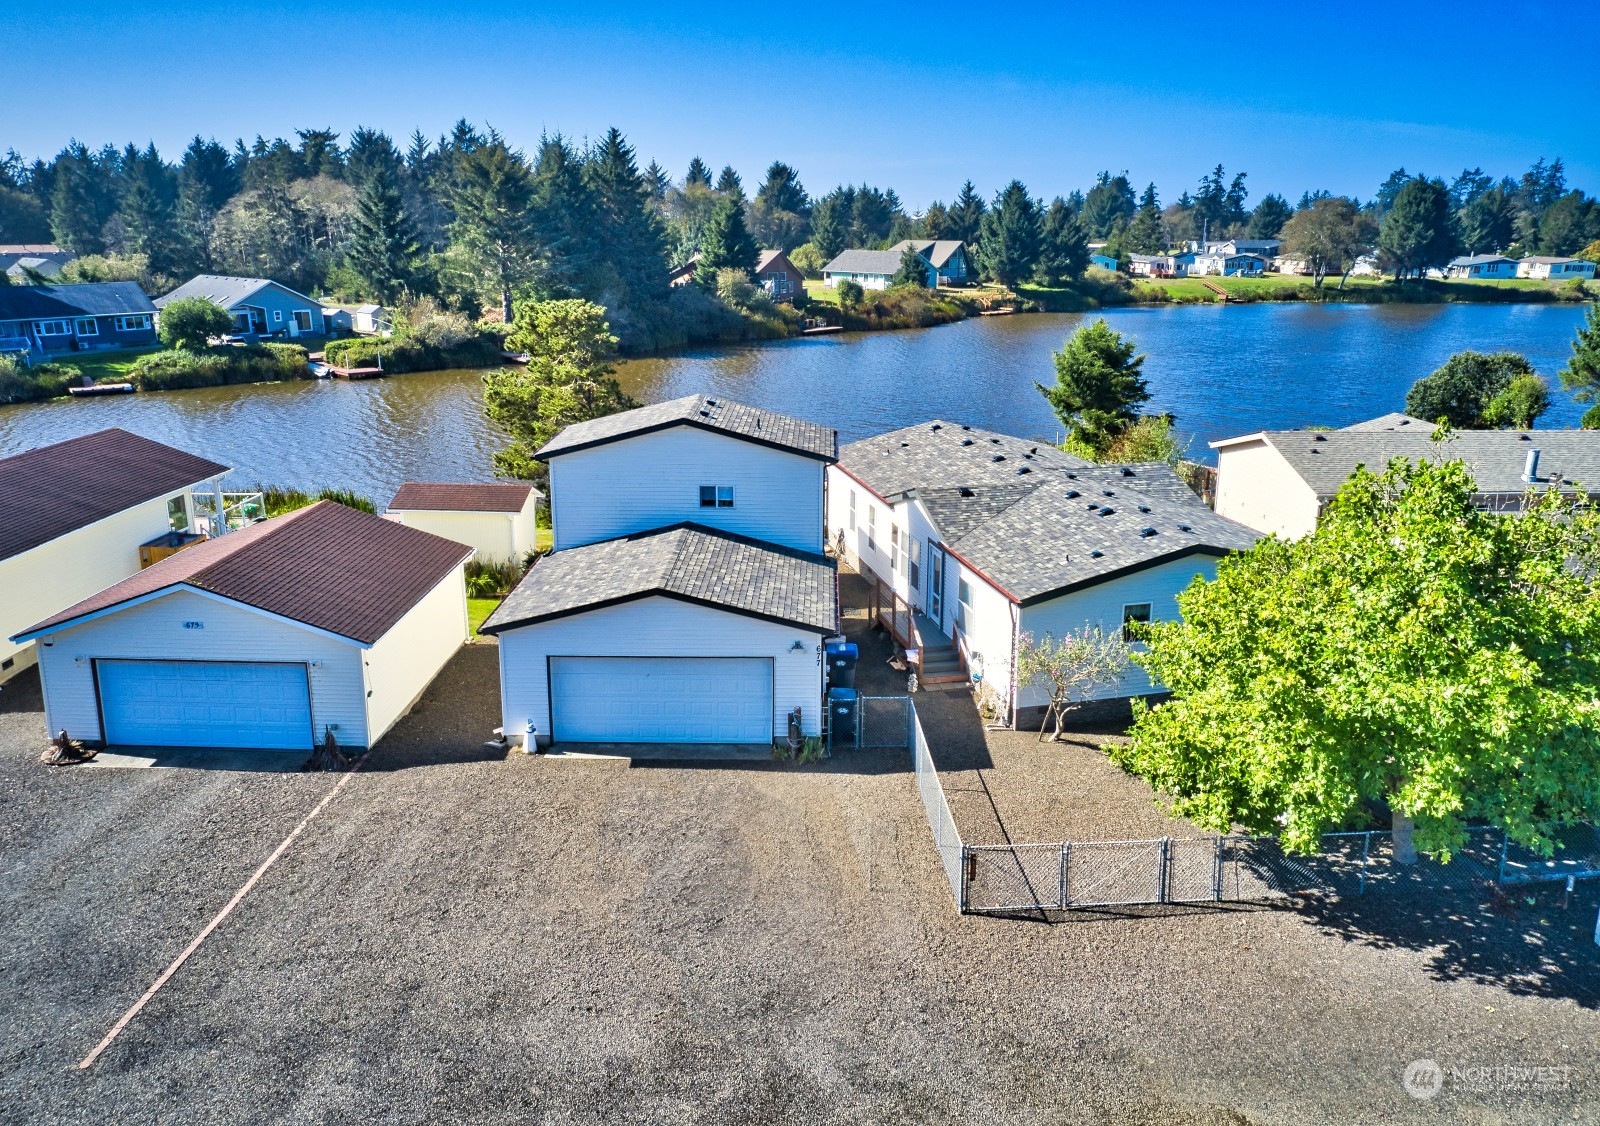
535 395 837 463
839 420 1093 500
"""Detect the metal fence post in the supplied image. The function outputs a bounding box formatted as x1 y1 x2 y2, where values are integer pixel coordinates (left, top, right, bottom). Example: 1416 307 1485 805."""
1157 837 1171 904
1358 832 1371 895
1498 833 1509 885
1212 836 1224 901
1059 844 1070 909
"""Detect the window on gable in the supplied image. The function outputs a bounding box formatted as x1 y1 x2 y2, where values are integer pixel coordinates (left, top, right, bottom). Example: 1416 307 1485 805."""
1122 602 1152 642
699 485 734 508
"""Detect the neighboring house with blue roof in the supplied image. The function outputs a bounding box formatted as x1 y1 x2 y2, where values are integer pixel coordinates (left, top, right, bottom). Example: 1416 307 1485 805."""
0 281 158 359
155 274 326 339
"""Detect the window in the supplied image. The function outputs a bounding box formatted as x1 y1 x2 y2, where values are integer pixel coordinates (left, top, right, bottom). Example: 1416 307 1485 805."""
908 539 921 589
890 525 901 573
866 505 876 550
74 318 98 337
33 319 69 336
698 485 734 508
958 578 972 608
847 490 856 530
167 495 189 531
272 309 283 324
292 310 313 331
1122 603 1152 642
114 314 151 332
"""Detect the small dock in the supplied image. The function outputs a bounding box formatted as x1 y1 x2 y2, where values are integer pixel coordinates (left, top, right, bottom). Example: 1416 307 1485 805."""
68 382 135 397
327 365 385 380
1202 280 1229 301
801 324 842 336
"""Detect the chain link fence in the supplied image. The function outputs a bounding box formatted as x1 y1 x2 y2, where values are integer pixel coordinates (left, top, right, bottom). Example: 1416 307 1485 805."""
829 694 912 754
912 708 964 902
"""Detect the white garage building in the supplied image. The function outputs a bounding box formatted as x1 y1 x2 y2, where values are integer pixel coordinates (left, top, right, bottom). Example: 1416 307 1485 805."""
386 481 542 565
12 500 473 752
482 524 837 747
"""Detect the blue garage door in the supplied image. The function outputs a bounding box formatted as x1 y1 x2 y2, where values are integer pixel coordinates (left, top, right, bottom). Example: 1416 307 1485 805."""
550 657 773 744
97 660 314 750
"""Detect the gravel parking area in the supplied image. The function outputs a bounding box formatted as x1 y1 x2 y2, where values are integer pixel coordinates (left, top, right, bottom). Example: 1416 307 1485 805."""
2 639 1598 1124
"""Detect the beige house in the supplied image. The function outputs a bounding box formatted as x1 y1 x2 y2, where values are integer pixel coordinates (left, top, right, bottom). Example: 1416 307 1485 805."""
0 429 228 685
386 482 542 565
1212 416 1600 539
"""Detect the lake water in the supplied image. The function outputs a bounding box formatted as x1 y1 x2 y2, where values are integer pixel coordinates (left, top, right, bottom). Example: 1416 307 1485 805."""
0 302 1590 500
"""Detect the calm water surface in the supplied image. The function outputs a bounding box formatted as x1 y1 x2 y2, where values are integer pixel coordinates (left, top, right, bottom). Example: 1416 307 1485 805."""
0 303 1589 501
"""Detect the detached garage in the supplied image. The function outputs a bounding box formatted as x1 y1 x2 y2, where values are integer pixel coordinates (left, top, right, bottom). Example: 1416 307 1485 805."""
12 500 473 753
482 524 838 749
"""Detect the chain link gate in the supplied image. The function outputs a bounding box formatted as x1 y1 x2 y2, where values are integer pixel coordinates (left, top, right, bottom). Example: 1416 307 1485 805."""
831 694 911 754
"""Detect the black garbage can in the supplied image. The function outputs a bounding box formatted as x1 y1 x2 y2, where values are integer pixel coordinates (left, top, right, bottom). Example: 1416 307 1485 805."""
825 641 858 689
828 687 858 744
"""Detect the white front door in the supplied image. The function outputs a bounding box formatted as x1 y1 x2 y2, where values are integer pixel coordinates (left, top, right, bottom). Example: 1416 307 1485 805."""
550 656 774 744
96 660 314 750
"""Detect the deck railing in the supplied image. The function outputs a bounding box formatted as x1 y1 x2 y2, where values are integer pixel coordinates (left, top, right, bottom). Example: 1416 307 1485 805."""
864 569 925 682
190 491 266 535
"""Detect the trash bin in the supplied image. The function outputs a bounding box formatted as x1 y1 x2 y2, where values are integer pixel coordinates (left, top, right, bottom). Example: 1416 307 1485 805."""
825 641 859 689
828 687 858 744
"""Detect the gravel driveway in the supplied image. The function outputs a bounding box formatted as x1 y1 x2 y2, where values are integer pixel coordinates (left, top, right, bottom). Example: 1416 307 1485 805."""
1 643 1596 1125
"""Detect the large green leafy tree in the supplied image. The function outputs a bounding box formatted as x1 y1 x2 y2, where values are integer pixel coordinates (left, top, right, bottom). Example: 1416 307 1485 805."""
1033 198 1089 286
346 162 421 301
1559 301 1600 428
1278 196 1375 289
484 299 638 486
158 297 234 350
1117 456 1600 861
1405 350 1545 429
976 180 1042 286
1376 176 1459 277
1037 319 1150 452
448 139 540 320
695 195 758 284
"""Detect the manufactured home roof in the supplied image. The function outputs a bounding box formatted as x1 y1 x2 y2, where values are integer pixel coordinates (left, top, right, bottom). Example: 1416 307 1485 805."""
821 249 907 276
481 523 837 634
536 395 837 462
0 281 155 322
0 429 228 563
1520 256 1588 265
1448 254 1515 267
15 500 473 645
389 482 540 513
1341 413 1431 431
154 274 319 310
838 420 1093 500
919 463 1258 604
1211 427 1600 498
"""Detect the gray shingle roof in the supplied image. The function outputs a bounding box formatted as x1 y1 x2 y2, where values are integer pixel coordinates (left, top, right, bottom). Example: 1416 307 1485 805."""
887 239 964 268
1222 428 1600 498
1341 413 1431 431
930 463 1259 603
0 281 155 322
1448 254 1515 267
535 395 837 462
155 274 318 310
822 249 907 276
481 524 838 634
838 420 1093 500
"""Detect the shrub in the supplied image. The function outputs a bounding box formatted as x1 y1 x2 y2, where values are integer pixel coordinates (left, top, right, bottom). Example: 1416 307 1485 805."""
835 279 865 307
788 243 826 277
130 344 310 391
0 354 77 404
259 485 377 517
322 332 499 374
158 297 234 350
465 558 523 598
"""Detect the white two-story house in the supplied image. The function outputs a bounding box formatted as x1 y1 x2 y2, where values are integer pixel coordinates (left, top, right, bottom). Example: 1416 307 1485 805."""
482 395 840 748
827 421 1259 726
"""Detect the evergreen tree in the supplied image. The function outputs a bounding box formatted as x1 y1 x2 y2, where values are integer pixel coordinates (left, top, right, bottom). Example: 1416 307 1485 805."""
1559 302 1600 428
1374 167 1411 213
1376 176 1459 277
49 142 112 254
1192 165 1229 241
1459 187 1517 254
346 162 420 300
921 201 950 240
295 128 343 178
642 160 669 202
975 180 1042 286
684 156 712 188
1124 183 1164 253
583 128 671 330
175 136 239 273
848 185 896 245
750 161 810 249
1037 319 1151 453
115 143 178 273
1405 351 1540 428
946 180 987 246
1223 171 1250 230
695 195 759 284
344 126 402 186
530 134 600 296
448 139 539 320
714 165 743 198
808 195 846 260
1081 171 1136 239
1245 193 1292 239
889 245 930 288
1033 198 1088 286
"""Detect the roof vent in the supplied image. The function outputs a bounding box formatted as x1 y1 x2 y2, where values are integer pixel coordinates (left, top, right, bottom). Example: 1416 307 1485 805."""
900 441 910 448
961 425 971 431
1524 448 1541 483
1016 466 1031 475
1177 524 1192 532
1029 446 1038 454
989 437 1001 444
697 409 711 418
705 398 718 406
1120 467 1136 477
958 487 976 498
1100 507 1116 516
1065 490 1080 498
1087 502 1100 510
1065 472 1076 479
1102 489 1115 497
1090 550 1104 558
1518 433 1531 441
1313 433 1326 442
930 423 943 431
992 454 1006 462
1138 505 1151 513
1139 527 1157 537
961 439 974 446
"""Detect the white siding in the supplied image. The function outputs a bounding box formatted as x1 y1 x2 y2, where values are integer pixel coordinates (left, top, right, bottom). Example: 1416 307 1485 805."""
1213 439 1321 539
1 493 190 683
549 427 825 552
948 558 1017 708
1015 555 1224 707
497 595 827 745
31 588 368 745
362 566 468 743
387 507 528 564
824 468 901 589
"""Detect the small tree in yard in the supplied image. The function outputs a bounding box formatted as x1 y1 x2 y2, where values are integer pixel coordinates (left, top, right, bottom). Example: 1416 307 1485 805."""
157 297 232 350
835 279 864 307
1114 455 1600 863
484 299 638 487
1405 350 1545 429
1038 318 1150 454
1558 300 1600 428
889 245 930 289
1015 628 1130 742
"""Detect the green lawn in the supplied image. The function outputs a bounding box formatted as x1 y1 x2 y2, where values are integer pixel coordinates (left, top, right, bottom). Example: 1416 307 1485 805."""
468 598 500 636
53 345 160 384
536 523 552 553
802 280 838 304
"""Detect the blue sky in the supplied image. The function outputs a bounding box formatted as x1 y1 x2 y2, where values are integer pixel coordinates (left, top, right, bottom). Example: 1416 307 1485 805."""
9 1 1597 208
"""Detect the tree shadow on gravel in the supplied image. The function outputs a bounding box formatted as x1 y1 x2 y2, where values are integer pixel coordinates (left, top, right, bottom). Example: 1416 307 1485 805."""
1292 881 1600 1008
0 666 42 714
